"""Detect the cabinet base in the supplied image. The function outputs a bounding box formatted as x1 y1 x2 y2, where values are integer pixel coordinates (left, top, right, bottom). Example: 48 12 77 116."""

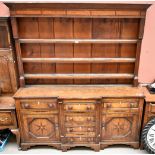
100 142 139 149
61 144 100 152
20 143 61 151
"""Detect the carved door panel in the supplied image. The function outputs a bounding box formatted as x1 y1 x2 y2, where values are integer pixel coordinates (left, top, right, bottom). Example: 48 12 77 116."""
0 50 17 93
101 113 139 141
21 113 59 143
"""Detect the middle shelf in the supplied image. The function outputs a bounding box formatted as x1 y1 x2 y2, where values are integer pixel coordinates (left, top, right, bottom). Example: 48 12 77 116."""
22 58 136 63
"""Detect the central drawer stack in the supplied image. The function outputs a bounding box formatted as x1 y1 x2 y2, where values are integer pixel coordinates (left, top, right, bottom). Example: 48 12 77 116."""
60 99 100 151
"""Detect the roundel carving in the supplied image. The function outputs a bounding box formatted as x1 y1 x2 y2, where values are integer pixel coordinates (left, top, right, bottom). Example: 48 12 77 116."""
28 118 55 138
106 118 131 138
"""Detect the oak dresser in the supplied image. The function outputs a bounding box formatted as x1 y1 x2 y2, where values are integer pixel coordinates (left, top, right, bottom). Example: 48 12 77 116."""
0 1 152 152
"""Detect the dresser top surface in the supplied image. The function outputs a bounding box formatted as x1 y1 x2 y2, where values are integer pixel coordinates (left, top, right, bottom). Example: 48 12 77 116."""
3 1 153 4
142 87 155 102
14 85 145 99
0 95 15 109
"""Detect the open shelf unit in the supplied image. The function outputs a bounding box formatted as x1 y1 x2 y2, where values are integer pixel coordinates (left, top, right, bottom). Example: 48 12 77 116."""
9 3 147 86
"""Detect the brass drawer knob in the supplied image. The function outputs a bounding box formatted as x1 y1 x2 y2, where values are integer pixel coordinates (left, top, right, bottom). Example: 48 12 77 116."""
69 117 73 121
88 138 92 142
24 103 29 108
87 117 91 121
107 103 111 108
67 128 73 132
87 128 91 131
48 103 54 108
87 106 91 110
68 106 73 110
130 103 135 108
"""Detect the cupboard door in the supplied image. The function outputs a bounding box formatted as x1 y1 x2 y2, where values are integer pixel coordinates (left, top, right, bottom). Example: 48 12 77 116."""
0 50 17 93
21 113 59 143
101 113 139 142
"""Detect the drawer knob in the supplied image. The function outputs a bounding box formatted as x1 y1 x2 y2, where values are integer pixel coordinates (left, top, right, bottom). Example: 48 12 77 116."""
69 117 73 121
107 103 111 108
88 138 92 142
68 106 73 110
70 138 73 142
87 106 91 110
87 128 91 131
48 103 54 108
24 103 29 108
130 103 135 108
67 128 73 132
87 117 91 121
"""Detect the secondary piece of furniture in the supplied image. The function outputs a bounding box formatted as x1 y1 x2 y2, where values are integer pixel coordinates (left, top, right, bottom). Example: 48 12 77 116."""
0 18 17 94
140 87 155 150
0 96 20 147
14 86 144 151
142 87 155 129
0 17 19 148
4 2 150 152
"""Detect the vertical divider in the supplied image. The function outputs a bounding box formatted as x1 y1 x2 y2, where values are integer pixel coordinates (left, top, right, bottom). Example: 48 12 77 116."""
11 17 25 87
133 18 145 86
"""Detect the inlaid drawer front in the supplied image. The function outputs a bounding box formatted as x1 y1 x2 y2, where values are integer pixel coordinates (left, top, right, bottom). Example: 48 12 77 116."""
149 103 155 113
65 115 95 124
64 103 96 112
0 112 13 126
20 99 57 110
103 99 139 109
65 132 96 138
65 126 95 133
66 137 95 143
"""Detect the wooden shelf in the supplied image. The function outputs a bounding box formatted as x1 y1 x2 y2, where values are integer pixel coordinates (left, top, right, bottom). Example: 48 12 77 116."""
12 15 145 19
24 73 134 79
19 39 138 44
22 58 136 63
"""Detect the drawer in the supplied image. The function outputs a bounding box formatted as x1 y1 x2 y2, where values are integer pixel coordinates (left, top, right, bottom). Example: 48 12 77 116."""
149 103 155 113
65 126 95 133
103 99 139 109
66 137 95 144
20 99 57 110
64 102 96 112
0 112 14 126
65 132 96 138
65 115 96 125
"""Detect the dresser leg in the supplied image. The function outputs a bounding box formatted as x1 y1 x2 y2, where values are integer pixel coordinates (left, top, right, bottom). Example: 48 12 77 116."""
131 143 139 149
20 144 31 151
61 146 69 152
11 128 21 150
91 144 100 152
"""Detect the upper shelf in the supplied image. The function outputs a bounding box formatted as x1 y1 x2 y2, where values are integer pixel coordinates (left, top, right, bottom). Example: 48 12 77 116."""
19 39 138 44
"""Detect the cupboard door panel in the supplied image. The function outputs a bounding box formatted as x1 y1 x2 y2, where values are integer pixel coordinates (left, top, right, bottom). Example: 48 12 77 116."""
101 113 139 141
0 51 17 93
21 113 59 143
